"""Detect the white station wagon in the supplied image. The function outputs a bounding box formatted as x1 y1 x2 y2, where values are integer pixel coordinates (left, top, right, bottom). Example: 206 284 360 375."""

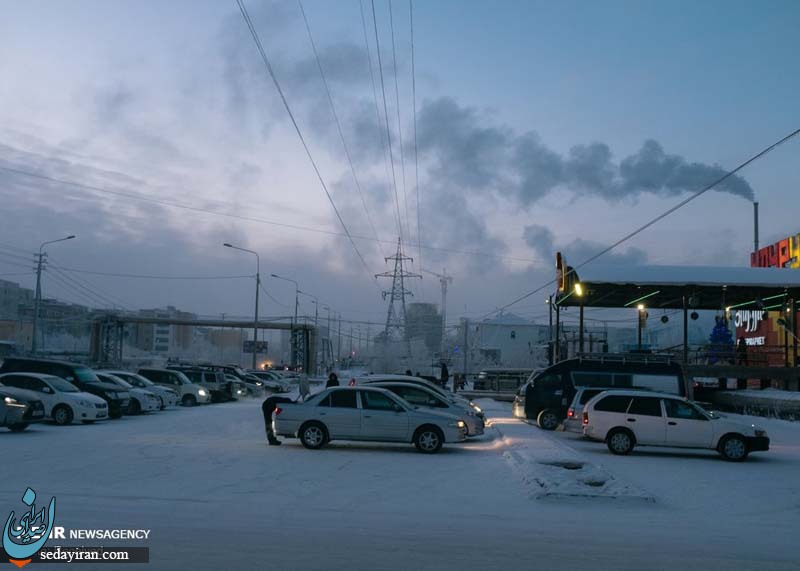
273 387 467 453
582 389 769 461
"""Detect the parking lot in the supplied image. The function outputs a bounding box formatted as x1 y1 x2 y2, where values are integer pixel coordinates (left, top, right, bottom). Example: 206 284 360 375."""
2 397 799 570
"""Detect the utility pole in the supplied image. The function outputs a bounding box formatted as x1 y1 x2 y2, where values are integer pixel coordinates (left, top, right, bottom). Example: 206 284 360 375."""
423 268 453 359
337 314 342 365
223 243 260 369
32 235 76 354
462 318 469 385
271 274 299 367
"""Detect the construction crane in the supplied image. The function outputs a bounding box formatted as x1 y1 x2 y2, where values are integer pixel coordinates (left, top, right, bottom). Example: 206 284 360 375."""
423 268 453 359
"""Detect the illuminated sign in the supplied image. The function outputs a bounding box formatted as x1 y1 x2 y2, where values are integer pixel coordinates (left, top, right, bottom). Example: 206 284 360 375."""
734 310 765 333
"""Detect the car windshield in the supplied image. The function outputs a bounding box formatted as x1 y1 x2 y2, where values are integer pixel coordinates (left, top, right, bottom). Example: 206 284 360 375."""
175 372 193 385
108 376 133 389
47 376 79 393
75 367 100 383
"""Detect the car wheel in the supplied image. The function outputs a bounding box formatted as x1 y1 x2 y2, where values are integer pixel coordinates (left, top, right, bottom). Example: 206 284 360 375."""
182 394 197 407
128 399 141 415
719 434 749 462
8 423 28 432
158 396 165 410
537 409 560 431
414 425 444 454
606 428 635 455
300 422 327 450
53 404 74 426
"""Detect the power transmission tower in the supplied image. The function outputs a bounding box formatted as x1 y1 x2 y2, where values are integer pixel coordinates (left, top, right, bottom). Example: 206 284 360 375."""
423 267 453 359
376 238 421 353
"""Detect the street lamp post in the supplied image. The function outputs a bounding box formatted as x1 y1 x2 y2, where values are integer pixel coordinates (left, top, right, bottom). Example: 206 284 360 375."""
32 235 76 354
223 243 260 369
271 274 299 367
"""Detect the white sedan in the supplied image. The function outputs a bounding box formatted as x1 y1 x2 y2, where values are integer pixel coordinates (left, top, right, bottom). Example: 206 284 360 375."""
99 370 179 409
273 386 467 453
0 372 108 425
582 389 770 461
96 372 161 414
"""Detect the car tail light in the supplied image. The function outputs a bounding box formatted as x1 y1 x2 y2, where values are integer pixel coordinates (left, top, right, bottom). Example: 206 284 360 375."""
582 411 589 425
274 407 283 416
348 378 356 386
567 408 574 418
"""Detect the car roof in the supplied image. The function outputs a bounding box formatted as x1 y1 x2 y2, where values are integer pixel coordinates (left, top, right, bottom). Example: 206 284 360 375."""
2 357 86 368
588 389 685 400
370 381 438 392
0 372 64 381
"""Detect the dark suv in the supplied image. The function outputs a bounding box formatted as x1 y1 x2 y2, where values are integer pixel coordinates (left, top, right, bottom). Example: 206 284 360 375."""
0 358 130 419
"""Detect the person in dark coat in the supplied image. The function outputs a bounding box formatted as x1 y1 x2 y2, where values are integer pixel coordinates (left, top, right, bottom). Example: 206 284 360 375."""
326 372 339 388
736 337 748 366
405 369 413 376
262 394 293 445
440 363 450 388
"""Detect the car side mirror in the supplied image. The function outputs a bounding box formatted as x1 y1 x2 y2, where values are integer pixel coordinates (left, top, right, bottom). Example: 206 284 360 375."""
42 387 53 394
393 404 404 413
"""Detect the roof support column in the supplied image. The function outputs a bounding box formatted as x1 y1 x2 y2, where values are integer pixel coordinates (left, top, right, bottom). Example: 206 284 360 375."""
579 302 585 355
682 294 688 368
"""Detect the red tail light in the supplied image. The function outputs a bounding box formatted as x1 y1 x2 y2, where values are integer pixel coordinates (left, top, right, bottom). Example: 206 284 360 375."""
567 408 574 418
274 406 283 416
582 411 589 425
348 378 356 386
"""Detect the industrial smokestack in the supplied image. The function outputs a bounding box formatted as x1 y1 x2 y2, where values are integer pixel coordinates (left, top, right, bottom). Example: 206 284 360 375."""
753 201 759 254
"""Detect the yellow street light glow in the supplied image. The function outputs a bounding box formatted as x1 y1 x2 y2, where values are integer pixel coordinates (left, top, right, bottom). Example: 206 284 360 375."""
574 283 584 296
637 304 645 311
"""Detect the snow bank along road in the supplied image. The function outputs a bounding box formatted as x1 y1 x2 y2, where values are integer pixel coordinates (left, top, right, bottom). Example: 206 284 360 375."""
1 397 798 570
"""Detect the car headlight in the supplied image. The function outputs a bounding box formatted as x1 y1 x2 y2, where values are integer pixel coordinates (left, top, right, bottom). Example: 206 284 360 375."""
79 400 93 407
198 389 208 396
3 396 24 407
471 404 482 413
457 420 466 428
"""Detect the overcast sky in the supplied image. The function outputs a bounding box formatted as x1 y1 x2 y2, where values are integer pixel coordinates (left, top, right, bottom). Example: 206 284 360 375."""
0 0 798 329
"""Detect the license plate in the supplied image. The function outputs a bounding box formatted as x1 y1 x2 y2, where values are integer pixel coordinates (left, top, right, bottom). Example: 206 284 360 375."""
32 411 44 418
97 413 107 418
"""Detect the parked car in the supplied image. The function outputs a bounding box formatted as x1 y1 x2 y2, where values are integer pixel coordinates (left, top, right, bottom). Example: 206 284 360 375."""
563 387 616 433
0 357 129 418
137 368 211 406
99 370 178 409
170 367 233 402
273 386 467 453
0 383 46 431
226 374 262 397
356 375 483 418
474 367 536 392
0 373 108 425
582 389 769 461
513 356 687 430
370 381 484 436
248 371 292 393
96 372 160 414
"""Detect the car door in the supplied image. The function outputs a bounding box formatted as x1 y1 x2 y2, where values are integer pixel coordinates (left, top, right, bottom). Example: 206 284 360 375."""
663 399 714 448
624 397 666 445
359 390 409 442
317 390 361 439
530 374 565 417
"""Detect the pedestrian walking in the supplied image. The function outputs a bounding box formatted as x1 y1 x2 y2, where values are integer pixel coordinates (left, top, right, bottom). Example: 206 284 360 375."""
736 337 748 366
405 369 413 376
326 372 339 388
298 373 311 401
440 362 450 389
262 395 292 445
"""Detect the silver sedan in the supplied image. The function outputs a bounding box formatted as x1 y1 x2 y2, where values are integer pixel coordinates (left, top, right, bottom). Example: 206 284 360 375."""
273 386 467 453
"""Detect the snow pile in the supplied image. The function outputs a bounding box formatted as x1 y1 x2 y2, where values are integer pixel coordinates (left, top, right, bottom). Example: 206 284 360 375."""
494 419 653 501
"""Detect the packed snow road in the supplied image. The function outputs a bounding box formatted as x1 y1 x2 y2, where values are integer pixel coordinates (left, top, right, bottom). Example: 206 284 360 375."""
2 397 798 570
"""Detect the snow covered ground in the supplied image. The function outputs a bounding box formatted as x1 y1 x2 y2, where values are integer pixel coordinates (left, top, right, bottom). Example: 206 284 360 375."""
2 394 799 570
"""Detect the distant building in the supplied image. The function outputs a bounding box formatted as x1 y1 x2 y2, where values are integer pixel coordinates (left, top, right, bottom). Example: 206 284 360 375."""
128 306 197 355
0 279 34 319
405 302 442 354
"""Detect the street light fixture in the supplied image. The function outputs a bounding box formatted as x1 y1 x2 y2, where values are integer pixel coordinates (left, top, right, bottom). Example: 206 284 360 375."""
223 242 260 369
32 235 76 354
271 274 299 367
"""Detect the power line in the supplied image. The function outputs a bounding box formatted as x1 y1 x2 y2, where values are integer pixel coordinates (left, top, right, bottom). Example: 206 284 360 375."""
297 0 384 255
52 267 254 280
235 0 376 284
409 0 422 292
0 166 545 265
259 280 289 309
47 262 131 310
485 126 800 320
0 272 33 278
388 0 411 246
371 0 404 242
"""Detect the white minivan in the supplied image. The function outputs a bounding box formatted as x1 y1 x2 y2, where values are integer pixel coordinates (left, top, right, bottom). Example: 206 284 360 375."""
582 389 769 461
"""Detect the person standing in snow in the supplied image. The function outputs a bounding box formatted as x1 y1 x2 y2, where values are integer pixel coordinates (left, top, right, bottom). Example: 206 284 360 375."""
326 372 339 388
440 362 450 388
298 373 311 401
262 394 292 445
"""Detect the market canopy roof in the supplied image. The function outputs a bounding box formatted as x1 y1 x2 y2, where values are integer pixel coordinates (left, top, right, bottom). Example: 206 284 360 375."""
557 264 800 310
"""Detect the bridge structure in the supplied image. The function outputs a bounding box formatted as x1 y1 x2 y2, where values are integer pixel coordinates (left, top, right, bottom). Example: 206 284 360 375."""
89 314 317 371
